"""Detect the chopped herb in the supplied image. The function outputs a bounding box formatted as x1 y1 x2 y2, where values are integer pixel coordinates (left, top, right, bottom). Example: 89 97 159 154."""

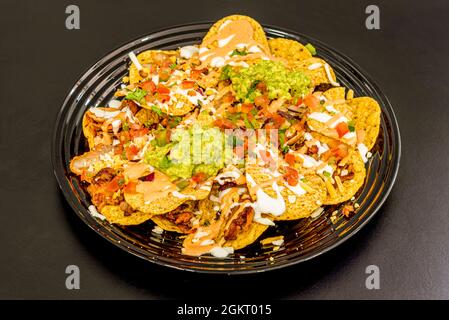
159 155 171 169
118 178 125 186
348 120 356 132
242 113 254 129
122 122 130 131
281 145 290 154
320 99 325 105
250 107 258 117
169 63 177 70
323 171 331 178
305 43 317 56
230 49 248 57
176 179 190 191
301 177 308 183
125 88 147 103
151 105 163 116
168 116 182 128
202 220 211 227
220 65 232 80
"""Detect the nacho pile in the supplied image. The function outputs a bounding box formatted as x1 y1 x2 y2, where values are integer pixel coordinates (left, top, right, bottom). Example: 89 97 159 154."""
70 15 380 258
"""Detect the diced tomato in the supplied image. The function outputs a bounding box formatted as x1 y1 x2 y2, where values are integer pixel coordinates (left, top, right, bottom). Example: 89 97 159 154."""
105 176 122 193
125 145 139 160
240 103 254 114
283 167 299 186
144 94 155 103
140 80 156 93
158 67 171 81
331 144 349 159
213 118 235 129
190 69 202 80
130 127 149 138
222 93 235 103
254 95 269 108
256 82 267 92
296 97 303 106
259 149 272 164
272 114 285 128
158 94 170 103
118 131 131 144
304 95 320 111
181 80 195 89
123 181 137 194
285 153 297 166
336 122 349 138
192 172 207 183
156 84 170 94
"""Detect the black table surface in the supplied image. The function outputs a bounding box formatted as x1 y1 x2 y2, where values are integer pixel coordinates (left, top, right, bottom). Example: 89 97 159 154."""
1 0 448 299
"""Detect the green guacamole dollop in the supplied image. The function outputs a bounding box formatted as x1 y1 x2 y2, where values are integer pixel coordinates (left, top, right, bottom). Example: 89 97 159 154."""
144 125 228 180
224 60 311 103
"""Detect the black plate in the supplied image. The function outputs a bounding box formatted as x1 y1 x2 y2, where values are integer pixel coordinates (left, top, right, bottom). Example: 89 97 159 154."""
52 23 401 274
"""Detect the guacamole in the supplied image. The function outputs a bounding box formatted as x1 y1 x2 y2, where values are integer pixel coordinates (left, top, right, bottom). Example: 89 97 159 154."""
144 125 225 180
223 60 311 102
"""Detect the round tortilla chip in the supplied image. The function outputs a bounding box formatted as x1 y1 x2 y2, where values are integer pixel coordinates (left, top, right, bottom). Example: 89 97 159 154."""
151 201 197 233
164 93 197 116
124 179 213 215
322 87 346 102
223 222 268 250
323 150 366 205
100 205 153 225
268 38 312 65
129 50 178 84
292 57 337 88
69 146 124 177
151 215 182 233
245 165 327 221
202 14 269 52
82 112 96 149
347 97 381 150
124 191 186 215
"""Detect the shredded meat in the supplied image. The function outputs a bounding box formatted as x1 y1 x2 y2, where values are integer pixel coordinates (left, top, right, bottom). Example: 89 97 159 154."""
164 209 194 232
119 201 134 216
93 168 115 184
277 110 296 121
340 172 355 181
224 207 254 241
218 181 237 191
307 145 319 155
120 100 139 114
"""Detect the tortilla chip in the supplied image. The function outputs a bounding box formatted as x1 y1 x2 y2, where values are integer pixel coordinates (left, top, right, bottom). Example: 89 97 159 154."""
151 215 184 233
323 150 366 205
292 57 337 88
347 97 381 150
129 50 178 84
245 164 327 221
268 38 312 65
100 205 153 225
82 112 96 149
150 201 197 233
124 179 213 215
69 146 125 177
164 93 197 116
322 87 346 102
223 222 268 250
202 14 269 52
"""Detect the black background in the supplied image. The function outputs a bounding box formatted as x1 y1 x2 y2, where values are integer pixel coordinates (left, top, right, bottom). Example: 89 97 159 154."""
1 0 448 299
